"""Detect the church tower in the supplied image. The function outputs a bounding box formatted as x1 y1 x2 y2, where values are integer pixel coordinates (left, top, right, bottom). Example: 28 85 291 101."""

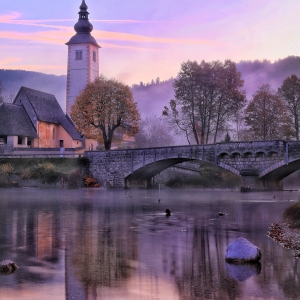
66 0 100 115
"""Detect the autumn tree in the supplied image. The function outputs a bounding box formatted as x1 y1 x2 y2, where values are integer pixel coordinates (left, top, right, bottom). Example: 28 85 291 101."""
278 74 300 140
71 75 140 150
162 60 246 144
134 115 175 148
244 84 293 140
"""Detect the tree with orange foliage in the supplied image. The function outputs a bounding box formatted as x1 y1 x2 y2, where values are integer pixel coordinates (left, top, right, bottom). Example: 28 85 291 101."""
71 75 140 150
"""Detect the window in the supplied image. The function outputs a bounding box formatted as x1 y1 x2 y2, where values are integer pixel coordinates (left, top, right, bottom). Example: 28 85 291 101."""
0 136 6 144
75 50 83 60
93 50 96 62
18 136 23 145
52 128 56 140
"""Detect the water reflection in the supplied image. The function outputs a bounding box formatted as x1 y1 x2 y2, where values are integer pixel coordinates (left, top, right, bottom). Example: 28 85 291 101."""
226 262 261 282
0 189 299 299
67 202 138 299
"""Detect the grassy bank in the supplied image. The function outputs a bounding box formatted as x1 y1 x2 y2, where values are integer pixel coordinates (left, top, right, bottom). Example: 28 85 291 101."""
0 157 89 187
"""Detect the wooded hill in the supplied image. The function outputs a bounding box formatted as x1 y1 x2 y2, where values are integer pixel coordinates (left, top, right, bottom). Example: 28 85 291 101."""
1 56 300 116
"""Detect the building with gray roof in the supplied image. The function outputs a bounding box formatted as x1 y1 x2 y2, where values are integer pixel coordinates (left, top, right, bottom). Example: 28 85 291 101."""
0 86 83 154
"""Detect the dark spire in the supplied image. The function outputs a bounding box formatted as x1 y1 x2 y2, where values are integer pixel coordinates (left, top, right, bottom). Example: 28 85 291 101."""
80 0 88 11
74 0 92 33
66 1 100 48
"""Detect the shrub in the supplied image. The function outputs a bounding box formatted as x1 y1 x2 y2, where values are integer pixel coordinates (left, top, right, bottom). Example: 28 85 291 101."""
283 202 300 228
0 163 13 175
31 162 60 183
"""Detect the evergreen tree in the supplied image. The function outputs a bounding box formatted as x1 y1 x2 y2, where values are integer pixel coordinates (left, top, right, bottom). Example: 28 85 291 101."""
224 132 231 142
0 80 4 105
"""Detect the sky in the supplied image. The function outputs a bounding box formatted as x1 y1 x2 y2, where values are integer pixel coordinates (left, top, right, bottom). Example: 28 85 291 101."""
1 0 300 85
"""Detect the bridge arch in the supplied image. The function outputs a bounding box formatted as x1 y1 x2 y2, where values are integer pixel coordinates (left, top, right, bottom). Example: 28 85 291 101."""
124 156 237 188
255 151 266 157
242 151 252 158
229 152 241 158
259 155 300 180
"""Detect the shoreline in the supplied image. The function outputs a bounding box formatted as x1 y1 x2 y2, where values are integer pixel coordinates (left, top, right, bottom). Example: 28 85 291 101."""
268 221 300 257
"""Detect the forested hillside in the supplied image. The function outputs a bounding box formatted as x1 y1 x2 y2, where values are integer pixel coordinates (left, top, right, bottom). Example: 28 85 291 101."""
0 69 66 109
1 56 300 116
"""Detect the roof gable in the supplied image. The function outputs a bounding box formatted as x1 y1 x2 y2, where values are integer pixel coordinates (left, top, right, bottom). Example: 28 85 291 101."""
15 87 82 140
0 103 37 138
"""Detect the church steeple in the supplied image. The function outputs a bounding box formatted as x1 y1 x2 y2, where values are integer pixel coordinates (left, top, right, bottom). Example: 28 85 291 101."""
65 0 100 115
66 0 100 47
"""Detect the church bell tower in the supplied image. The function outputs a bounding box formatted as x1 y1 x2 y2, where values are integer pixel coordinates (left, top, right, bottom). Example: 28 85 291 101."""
66 0 100 115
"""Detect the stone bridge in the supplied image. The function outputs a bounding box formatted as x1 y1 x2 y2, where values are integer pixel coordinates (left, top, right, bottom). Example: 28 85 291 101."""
85 140 300 191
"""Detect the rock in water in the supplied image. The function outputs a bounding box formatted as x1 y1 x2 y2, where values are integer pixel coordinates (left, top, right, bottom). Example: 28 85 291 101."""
0 260 18 274
225 238 261 263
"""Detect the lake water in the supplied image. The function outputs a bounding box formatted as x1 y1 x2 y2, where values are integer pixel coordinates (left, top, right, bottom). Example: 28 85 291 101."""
0 188 299 300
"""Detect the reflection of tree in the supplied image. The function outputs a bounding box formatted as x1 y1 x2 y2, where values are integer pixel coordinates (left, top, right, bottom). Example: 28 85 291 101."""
70 205 138 298
174 222 242 299
281 260 300 298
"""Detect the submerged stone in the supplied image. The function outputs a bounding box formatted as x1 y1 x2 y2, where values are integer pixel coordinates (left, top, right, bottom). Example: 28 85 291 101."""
0 260 18 274
225 237 261 263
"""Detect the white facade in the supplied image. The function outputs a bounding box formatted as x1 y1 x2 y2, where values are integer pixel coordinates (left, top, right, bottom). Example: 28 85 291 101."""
66 43 99 115
65 1 100 115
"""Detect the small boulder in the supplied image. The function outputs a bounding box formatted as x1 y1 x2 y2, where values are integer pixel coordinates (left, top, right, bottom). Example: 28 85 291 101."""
0 260 18 274
225 238 261 263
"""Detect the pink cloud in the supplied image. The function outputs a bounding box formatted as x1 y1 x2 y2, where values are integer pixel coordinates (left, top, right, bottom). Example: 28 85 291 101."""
0 58 21 65
0 12 217 47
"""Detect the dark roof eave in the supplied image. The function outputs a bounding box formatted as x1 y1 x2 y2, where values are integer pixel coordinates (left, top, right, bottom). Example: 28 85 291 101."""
65 33 101 48
66 41 101 48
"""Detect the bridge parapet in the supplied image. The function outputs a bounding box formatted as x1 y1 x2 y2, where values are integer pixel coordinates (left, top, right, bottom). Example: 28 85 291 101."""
287 141 300 159
216 140 286 156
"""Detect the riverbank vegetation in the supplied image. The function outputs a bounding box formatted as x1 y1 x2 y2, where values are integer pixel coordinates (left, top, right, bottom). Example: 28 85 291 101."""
0 157 89 187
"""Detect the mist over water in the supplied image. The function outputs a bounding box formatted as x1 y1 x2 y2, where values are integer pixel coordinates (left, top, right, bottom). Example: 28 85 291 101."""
0 188 299 299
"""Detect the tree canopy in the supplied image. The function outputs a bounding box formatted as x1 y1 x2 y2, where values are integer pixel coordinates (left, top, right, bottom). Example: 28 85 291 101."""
244 84 293 140
134 115 175 148
71 75 140 150
278 74 300 140
162 60 246 144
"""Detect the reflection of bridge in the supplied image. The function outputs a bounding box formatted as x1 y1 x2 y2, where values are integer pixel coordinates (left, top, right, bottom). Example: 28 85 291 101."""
85 140 300 191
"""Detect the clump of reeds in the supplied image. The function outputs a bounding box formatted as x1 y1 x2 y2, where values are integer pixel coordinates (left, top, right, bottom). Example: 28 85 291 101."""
283 202 300 228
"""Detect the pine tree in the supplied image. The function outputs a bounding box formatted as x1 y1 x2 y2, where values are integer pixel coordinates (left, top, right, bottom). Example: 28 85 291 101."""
0 80 4 105
224 132 231 142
